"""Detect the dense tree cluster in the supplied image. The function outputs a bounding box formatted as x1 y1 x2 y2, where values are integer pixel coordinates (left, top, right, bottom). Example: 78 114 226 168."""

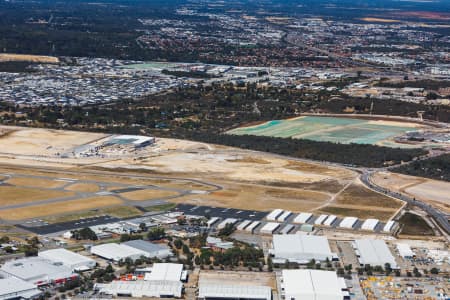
191 133 425 167
392 154 450 182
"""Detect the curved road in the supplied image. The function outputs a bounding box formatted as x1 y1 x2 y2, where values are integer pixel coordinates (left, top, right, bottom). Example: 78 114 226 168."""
361 170 450 239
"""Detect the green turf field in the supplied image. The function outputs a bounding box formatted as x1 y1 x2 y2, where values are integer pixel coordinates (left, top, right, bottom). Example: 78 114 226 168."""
227 116 419 147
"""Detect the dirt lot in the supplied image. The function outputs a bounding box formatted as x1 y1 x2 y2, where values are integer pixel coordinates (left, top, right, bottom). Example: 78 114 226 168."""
0 126 372 218
0 126 105 156
372 171 450 213
0 196 123 220
0 53 59 63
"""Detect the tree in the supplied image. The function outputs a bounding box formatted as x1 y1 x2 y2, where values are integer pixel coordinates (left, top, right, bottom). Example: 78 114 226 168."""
430 267 439 275
174 239 183 250
182 244 190 255
267 257 273 272
72 228 97 241
218 223 235 237
147 227 165 241
139 223 147 232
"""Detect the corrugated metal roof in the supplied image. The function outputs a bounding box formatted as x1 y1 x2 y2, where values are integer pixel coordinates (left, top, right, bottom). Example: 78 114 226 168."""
361 219 379 231
144 263 183 282
282 269 344 300
123 240 170 254
199 284 271 300
38 248 96 270
354 239 397 268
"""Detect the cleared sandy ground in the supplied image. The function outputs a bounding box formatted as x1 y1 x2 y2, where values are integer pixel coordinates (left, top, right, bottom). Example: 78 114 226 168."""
373 171 450 213
0 126 402 219
0 126 105 156
0 53 59 63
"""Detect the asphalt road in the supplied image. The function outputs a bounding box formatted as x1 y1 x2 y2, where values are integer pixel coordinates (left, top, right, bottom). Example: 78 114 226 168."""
361 171 450 237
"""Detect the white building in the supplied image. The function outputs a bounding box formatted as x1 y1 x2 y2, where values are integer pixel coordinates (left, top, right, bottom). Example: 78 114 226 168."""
90 243 147 262
396 243 415 259
0 257 77 286
383 220 396 233
0 277 42 300
123 240 173 259
236 220 252 231
207 217 219 228
266 209 284 221
314 214 328 225
293 213 312 224
361 219 379 231
38 248 96 271
260 222 280 235
281 269 347 300
271 234 335 264
245 221 260 233
353 239 398 268
339 217 358 229
323 215 337 226
277 211 292 222
217 218 238 230
144 263 184 282
95 281 182 298
198 284 272 300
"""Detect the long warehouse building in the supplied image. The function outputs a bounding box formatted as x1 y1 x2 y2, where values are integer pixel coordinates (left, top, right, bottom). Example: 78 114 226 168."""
271 234 336 264
281 269 348 300
354 239 398 269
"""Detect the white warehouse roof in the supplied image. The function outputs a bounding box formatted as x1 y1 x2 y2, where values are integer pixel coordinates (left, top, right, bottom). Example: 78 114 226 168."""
361 219 379 231
314 214 328 225
96 280 182 298
123 240 173 259
90 243 147 262
339 217 358 229
266 209 284 221
282 269 346 300
260 222 280 234
237 220 252 231
144 263 183 282
383 220 396 233
0 277 42 300
396 243 415 258
277 211 292 222
354 239 398 268
245 221 260 232
0 257 76 286
323 215 337 226
198 284 271 300
293 213 312 224
38 248 96 271
217 218 238 230
272 234 334 264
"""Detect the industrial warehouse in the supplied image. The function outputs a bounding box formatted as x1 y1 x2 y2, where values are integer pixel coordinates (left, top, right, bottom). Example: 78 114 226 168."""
95 263 184 298
280 269 349 300
270 234 336 264
353 239 398 269
38 248 96 271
